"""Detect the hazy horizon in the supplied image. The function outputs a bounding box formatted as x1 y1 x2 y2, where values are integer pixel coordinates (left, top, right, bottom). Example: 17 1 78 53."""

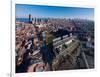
16 4 94 21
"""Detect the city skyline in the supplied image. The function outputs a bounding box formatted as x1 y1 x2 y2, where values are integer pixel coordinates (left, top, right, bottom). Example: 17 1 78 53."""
16 4 94 20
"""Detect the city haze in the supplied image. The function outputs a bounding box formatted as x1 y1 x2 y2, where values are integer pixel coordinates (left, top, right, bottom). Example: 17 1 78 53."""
16 4 94 20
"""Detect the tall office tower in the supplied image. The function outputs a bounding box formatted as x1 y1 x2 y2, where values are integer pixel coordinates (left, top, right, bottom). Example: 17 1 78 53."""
35 18 38 25
32 17 36 24
29 14 31 23
32 17 36 27
32 18 35 24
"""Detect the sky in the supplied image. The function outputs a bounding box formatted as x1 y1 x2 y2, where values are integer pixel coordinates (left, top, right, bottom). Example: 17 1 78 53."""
16 4 94 20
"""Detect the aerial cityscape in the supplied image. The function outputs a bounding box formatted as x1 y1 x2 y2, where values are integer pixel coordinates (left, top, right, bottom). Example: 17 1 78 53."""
15 4 94 73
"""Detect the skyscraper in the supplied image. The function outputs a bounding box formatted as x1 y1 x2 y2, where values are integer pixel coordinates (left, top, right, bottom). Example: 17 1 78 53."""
29 14 31 23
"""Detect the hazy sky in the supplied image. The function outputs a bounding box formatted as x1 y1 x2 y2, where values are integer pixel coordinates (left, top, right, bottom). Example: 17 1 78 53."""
16 4 94 20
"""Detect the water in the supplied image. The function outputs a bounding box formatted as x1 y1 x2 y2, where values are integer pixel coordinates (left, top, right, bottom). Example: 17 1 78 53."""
16 18 30 23
16 18 49 23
